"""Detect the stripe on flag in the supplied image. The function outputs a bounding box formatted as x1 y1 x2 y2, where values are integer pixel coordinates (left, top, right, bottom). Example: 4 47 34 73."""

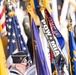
0 0 6 33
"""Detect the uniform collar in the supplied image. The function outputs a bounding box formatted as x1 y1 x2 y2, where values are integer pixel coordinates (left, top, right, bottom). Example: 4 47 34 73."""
10 68 23 75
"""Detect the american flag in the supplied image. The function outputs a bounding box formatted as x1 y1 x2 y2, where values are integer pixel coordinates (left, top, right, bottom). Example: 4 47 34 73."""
0 0 6 33
6 5 32 68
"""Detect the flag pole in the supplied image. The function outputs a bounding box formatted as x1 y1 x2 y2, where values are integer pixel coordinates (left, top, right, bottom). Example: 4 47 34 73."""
67 14 73 75
60 0 69 27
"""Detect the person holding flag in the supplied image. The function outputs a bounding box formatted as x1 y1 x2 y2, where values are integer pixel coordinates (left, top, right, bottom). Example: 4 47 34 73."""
5 1 32 70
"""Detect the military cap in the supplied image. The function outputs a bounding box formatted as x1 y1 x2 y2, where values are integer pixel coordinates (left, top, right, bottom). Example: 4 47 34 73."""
11 51 29 63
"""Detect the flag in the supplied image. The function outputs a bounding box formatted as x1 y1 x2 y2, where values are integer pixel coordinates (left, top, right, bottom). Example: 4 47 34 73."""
0 0 8 51
6 5 32 68
0 0 6 33
0 38 9 75
15 4 28 44
32 19 50 75
34 0 51 18
6 5 17 58
34 0 39 13
68 26 76 75
0 25 8 75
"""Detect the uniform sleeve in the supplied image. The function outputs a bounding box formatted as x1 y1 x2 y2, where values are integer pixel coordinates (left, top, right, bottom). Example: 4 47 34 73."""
23 16 32 39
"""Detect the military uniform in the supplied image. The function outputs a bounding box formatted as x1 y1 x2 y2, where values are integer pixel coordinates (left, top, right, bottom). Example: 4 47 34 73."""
23 14 33 62
9 65 37 75
9 68 22 75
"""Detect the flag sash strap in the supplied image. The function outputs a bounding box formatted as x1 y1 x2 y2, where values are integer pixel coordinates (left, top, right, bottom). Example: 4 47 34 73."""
41 19 61 57
44 9 65 49
37 8 66 63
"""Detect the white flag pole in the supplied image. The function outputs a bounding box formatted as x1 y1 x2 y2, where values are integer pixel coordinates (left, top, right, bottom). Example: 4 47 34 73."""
60 0 69 26
51 0 60 30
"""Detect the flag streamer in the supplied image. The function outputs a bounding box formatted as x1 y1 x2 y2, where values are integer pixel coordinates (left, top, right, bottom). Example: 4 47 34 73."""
45 9 65 50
